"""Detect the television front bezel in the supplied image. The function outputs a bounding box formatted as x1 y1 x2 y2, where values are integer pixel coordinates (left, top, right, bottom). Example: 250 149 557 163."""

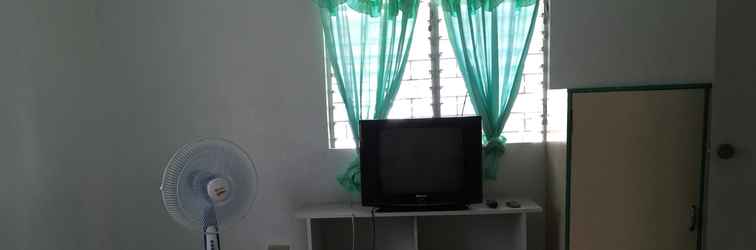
359 116 483 209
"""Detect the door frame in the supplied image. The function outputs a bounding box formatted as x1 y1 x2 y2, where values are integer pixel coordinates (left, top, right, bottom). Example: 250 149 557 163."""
564 83 711 250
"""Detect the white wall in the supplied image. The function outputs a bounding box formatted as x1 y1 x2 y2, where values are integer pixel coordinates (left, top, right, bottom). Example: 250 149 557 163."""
705 0 756 249
4 0 725 248
544 142 566 250
0 0 109 249
98 1 548 249
0 1 547 250
549 0 715 89
544 88 568 250
97 1 549 248
96 1 349 248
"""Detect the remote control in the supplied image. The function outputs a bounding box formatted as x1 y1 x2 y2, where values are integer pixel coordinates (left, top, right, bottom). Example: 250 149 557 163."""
485 200 499 209
505 200 521 208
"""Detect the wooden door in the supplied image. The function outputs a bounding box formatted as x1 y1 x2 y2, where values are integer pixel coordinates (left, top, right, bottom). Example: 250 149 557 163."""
705 0 756 249
567 87 708 250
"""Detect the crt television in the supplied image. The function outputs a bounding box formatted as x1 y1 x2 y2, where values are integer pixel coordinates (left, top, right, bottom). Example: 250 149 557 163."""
359 116 482 211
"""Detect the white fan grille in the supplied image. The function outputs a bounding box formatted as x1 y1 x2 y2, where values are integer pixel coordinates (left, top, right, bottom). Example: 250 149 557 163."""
160 138 257 229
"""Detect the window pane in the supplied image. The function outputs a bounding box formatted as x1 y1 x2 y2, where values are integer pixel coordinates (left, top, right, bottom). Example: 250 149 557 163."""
511 92 542 113
396 80 433 99
503 112 525 133
331 104 349 122
408 59 432 80
439 40 456 60
440 77 467 96
524 112 543 133
523 55 544 74
439 58 461 78
521 73 544 93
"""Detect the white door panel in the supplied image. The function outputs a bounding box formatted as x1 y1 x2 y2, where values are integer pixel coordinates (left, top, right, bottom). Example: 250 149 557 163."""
569 88 707 250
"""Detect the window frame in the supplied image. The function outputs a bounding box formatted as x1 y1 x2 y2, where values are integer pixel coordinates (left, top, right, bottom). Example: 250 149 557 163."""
325 0 549 149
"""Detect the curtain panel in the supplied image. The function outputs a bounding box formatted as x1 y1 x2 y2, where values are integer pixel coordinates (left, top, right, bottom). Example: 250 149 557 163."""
315 0 420 192
437 0 539 179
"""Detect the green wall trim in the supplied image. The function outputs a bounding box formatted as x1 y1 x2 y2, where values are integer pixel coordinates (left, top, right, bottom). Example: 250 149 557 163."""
568 83 711 94
565 90 573 250
696 88 711 250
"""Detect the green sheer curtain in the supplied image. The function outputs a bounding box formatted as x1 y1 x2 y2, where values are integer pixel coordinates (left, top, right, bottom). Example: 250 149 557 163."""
438 0 539 179
315 0 420 192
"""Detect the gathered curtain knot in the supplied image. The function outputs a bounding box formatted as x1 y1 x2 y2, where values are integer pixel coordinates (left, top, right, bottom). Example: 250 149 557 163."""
481 136 506 180
337 158 362 192
483 136 506 155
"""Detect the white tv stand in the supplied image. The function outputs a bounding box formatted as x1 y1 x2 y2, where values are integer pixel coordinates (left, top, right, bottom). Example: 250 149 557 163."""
296 199 541 250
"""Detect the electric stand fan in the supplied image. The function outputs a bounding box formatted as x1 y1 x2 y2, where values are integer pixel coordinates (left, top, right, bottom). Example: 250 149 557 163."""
160 139 258 250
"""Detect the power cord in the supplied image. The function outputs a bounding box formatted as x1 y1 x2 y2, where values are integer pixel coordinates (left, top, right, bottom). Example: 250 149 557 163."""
351 213 357 250
352 208 378 250
371 208 377 250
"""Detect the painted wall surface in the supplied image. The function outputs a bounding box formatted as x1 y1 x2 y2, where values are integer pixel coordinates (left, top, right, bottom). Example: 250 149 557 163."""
2 1 548 250
549 0 715 89
545 142 566 250
705 0 756 249
0 0 107 249
545 89 568 250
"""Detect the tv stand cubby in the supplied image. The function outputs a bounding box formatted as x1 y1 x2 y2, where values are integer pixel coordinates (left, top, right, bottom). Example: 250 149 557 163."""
295 199 541 250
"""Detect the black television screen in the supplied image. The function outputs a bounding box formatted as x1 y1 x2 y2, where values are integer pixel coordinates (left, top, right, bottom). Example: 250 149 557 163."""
359 116 482 211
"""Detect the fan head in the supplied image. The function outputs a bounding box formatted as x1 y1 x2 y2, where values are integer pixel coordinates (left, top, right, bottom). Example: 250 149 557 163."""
160 138 257 229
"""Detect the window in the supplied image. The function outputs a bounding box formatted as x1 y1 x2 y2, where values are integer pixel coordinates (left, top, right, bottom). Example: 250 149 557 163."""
326 0 547 149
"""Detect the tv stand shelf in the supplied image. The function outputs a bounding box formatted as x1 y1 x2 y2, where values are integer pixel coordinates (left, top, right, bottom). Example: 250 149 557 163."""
296 199 541 250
